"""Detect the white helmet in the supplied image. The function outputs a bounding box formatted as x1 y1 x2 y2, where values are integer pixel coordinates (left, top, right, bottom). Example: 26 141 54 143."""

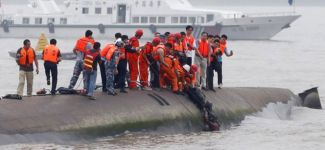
183 64 190 72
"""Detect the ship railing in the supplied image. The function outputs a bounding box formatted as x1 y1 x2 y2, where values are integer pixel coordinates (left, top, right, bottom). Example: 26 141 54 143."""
222 11 297 19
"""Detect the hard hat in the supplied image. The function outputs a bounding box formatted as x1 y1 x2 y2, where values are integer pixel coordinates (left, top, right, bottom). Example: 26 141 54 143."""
175 33 182 39
152 37 161 44
115 38 124 47
190 64 198 73
135 29 144 36
183 64 190 72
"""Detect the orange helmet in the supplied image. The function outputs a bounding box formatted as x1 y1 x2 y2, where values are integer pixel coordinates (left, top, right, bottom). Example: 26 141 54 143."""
190 64 198 73
135 29 144 36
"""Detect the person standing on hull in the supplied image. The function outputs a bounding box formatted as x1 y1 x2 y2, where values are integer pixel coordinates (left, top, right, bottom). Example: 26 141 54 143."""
207 39 221 91
195 32 211 90
184 25 196 66
83 42 101 100
16 39 39 96
151 37 164 89
128 29 143 90
68 30 95 89
117 35 138 93
139 41 154 91
105 40 123 96
42 39 62 95
113 32 122 89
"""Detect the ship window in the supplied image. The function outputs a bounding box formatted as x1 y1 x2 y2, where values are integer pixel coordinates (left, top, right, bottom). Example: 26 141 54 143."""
180 17 187 23
133 17 140 23
22 17 30 24
149 17 157 23
95 8 102 14
171 17 179 24
149 1 154 7
142 1 146 7
157 0 161 7
82 7 89 14
35 17 42 24
207 14 214 22
47 18 55 24
189 17 196 23
107 7 113 14
158 17 165 23
141 17 148 23
199 17 205 23
60 18 67 24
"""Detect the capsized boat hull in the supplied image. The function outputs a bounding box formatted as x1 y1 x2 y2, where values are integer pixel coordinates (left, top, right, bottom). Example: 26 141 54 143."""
1 87 312 135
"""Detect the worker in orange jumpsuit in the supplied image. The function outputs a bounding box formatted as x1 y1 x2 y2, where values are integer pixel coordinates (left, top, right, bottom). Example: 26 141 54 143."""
156 42 179 93
139 42 153 90
128 29 143 89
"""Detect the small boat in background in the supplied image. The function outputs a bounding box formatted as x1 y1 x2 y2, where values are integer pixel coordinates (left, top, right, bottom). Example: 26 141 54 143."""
8 33 76 60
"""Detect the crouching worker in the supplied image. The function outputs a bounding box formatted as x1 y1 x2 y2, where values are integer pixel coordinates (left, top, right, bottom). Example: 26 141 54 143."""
104 40 123 96
157 42 179 93
83 42 101 100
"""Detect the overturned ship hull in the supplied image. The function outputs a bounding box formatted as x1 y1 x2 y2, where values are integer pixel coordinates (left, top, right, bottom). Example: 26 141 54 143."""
0 87 321 135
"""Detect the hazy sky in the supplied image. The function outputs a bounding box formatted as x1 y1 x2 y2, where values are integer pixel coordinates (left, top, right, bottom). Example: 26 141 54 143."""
1 0 325 6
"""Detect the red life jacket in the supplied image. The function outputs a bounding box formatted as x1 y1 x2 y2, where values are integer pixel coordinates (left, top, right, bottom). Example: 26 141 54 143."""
83 51 99 71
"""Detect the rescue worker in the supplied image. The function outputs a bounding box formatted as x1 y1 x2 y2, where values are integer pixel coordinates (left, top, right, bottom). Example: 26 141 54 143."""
42 39 62 95
207 39 221 91
195 32 211 90
68 30 95 89
151 37 164 89
173 33 187 65
184 25 196 65
83 42 101 100
16 39 39 96
139 41 154 90
128 29 143 90
157 42 179 93
118 35 138 93
184 64 198 88
99 33 120 92
105 40 124 95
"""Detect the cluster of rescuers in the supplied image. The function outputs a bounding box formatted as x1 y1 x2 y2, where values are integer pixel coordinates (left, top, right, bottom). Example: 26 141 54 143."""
15 25 233 100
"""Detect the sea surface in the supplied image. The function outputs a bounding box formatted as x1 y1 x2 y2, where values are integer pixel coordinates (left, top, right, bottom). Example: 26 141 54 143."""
0 6 325 150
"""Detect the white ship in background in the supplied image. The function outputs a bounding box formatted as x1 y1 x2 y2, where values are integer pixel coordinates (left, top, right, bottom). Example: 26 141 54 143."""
0 0 300 40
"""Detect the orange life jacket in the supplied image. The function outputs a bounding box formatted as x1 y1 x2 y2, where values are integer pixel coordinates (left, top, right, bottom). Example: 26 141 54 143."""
18 47 35 65
105 46 117 61
152 44 166 61
174 42 184 52
43 44 59 63
83 51 99 71
75 37 95 52
198 39 209 58
219 41 227 54
101 44 115 58
163 55 175 68
184 35 195 50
